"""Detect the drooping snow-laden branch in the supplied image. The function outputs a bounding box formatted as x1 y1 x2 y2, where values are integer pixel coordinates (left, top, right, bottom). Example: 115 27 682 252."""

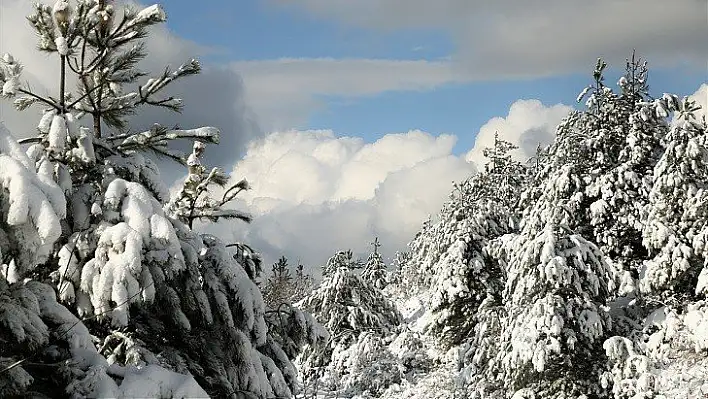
0 281 154 376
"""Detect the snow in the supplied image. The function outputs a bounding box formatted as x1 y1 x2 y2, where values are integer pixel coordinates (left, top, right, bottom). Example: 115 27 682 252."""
74 129 96 162
133 4 167 24
0 124 33 170
2 78 18 97
0 279 209 398
48 114 68 151
186 152 200 167
55 36 68 56
110 365 209 398
52 0 69 15
0 124 65 274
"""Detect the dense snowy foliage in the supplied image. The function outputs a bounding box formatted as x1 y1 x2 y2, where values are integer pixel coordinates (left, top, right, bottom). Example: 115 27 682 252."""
391 134 524 346
2 4 706 398
297 254 402 394
0 2 324 397
296 56 707 399
361 238 388 290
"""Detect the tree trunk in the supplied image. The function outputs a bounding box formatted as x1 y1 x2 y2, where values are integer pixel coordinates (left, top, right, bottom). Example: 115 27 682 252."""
60 55 66 113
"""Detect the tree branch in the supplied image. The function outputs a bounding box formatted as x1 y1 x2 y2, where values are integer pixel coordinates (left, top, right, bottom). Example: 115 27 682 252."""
17 88 60 111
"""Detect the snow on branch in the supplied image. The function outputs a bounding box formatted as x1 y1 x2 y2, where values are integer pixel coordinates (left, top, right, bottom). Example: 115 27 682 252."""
114 124 219 165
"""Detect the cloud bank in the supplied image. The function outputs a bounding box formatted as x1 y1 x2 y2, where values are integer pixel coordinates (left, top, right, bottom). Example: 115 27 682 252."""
204 129 476 275
206 98 580 275
464 100 572 169
209 83 706 274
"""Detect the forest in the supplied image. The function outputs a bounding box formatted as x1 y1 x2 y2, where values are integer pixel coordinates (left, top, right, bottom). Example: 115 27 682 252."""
1 1 707 398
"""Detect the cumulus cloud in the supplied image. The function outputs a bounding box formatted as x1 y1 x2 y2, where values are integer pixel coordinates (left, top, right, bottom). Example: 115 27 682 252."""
0 0 261 177
689 83 707 120
201 98 578 274
203 129 475 275
464 99 572 168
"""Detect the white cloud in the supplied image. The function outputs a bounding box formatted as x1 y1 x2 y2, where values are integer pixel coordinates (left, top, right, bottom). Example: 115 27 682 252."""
0 0 262 177
465 99 572 168
204 129 476 275
689 84 707 120
202 98 576 274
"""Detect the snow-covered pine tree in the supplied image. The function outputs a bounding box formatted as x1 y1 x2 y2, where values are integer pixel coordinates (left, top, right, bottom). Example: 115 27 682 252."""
1 2 307 397
321 249 360 277
390 134 525 349
0 121 210 397
641 97 708 298
297 251 402 393
324 331 406 396
597 94 708 399
262 256 295 309
481 132 528 210
474 60 649 398
492 217 615 398
580 53 668 289
361 237 388 290
0 122 68 395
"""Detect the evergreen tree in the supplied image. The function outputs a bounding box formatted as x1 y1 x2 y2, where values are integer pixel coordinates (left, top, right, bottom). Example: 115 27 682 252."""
581 53 665 284
493 219 615 398
291 261 314 303
380 56 708 399
165 141 251 230
482 131 528 209
262 256 295 309
0 2 305 397
472 61 638 398
641 98 708 299
298 256 401 391
322 249 360 277
361 237 388 290
392 134 525 347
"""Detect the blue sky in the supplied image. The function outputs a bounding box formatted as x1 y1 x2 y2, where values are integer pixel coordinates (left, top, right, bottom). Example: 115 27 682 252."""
160 0 706 154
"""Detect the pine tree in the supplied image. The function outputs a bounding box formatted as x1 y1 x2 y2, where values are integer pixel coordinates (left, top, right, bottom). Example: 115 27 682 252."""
291 262 314 303
581 53 665 287
494 219 615 398
361 237 388 290
0 2 305 397
322 249 360 277
262 256 295 309
392 134 525 348
298 256 401 391
165 141 251 230
641 97 708 299
482 131 528 209
476 58 679 398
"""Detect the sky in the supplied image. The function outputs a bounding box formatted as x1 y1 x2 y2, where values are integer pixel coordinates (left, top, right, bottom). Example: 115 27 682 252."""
0 0 707 275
